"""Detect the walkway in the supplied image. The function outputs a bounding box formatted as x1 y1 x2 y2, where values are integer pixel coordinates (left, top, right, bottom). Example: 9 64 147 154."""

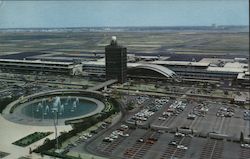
0 115 72 159
87 79 117 91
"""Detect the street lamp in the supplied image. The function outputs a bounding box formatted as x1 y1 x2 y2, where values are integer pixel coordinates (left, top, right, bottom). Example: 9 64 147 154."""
52 107 59 150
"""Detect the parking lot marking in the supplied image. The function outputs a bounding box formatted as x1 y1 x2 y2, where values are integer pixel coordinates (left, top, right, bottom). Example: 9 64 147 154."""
218 117 225 133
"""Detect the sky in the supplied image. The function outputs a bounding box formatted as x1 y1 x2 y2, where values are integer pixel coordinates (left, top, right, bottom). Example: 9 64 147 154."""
0 0 249 28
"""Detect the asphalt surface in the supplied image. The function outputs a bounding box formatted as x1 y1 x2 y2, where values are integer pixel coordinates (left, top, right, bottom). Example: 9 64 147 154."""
76 97 250 159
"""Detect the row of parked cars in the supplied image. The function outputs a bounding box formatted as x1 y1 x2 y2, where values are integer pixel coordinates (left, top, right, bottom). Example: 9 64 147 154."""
132 109 155 121
136 95 149 105
61 132 94 154
103 124 130 142
147 97 169 111
137 132 161 144
168 133 189 150
190 104 209 118
155 98 169 105
128 97 170 123
78 133 93 140
159 101 186 120
241 143 250 149
216 106 235 117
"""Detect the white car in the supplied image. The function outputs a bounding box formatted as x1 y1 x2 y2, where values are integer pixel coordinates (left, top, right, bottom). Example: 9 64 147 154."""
158 117 166 120
112 131 119 135
175 132 185 137
177 145 188 150
103 137 113 142
241 144 250 148
83 133 92 138
121 124 129 129
120 133 129 137
109 135 118 139
79 136 87 140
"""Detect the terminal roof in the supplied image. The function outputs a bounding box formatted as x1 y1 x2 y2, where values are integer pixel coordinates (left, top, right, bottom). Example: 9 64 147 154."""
151 60 210 67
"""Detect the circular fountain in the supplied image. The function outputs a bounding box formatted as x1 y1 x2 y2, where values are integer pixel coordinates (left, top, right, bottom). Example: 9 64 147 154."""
3 90 106 126
23 96 98 119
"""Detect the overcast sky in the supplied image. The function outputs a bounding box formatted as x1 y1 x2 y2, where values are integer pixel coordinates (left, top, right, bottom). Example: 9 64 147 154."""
0 0 249 28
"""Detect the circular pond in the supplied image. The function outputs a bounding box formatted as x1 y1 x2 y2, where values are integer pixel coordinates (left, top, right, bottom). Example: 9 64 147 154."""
22 96 98 119
4 96 105 126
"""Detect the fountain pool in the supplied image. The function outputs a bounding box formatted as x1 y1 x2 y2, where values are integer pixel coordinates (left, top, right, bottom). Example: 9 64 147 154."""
4 96 105 126
21 96 98 119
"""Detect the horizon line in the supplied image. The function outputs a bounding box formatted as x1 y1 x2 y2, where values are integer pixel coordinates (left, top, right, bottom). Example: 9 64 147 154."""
0 25 249 30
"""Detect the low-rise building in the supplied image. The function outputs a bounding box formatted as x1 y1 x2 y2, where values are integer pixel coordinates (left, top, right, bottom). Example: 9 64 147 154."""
0 59 82 75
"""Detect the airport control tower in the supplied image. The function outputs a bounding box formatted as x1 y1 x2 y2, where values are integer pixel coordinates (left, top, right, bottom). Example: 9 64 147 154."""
105 36 127 83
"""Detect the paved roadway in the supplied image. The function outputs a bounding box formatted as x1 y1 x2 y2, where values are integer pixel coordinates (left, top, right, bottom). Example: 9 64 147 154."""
87 79 117 91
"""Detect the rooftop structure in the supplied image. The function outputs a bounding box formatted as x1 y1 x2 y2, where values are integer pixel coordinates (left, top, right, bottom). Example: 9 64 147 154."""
151 60 210 67
130 64 176 78
207 62 248 73
237 71 250 87
199 58 234 63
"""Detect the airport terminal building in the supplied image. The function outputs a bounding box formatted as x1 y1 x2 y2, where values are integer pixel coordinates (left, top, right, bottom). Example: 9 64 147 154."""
0 44 249 88
82 56 249 87
0 55 248 87
0 59 82 76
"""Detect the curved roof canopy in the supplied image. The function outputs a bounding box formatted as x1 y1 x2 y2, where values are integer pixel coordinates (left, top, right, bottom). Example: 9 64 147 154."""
130 64 176 78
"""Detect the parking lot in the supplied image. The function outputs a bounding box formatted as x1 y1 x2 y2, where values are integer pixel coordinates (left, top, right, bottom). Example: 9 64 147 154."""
87 126 250 159
83 95 250 159
151 100 250 140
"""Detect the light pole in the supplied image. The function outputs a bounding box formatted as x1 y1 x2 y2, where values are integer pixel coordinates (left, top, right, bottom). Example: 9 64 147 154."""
52 107 59 150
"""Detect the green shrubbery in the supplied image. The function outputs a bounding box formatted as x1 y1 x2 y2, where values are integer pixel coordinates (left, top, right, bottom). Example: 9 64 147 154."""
13 132 53 147
0 96 18 113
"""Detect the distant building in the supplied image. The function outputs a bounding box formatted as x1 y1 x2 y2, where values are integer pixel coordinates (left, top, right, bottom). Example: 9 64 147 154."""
0 59 82 75
105 36 127 83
